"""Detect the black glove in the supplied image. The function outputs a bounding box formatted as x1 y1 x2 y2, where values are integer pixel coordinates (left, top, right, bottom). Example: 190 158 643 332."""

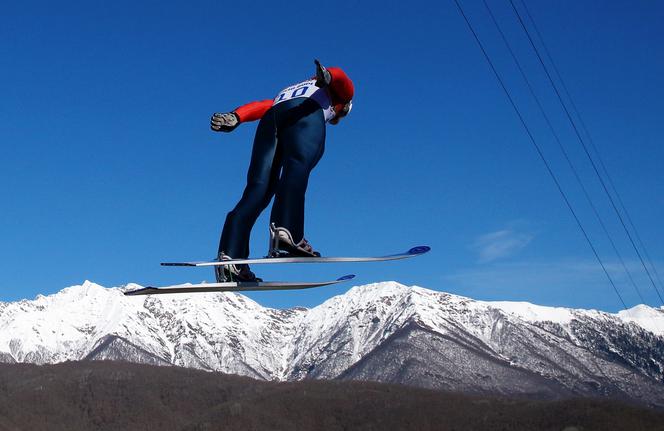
211 112 240 132
314 59 331 88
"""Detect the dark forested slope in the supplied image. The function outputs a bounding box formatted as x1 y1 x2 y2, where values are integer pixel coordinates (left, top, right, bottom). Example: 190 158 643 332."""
0 361 662 431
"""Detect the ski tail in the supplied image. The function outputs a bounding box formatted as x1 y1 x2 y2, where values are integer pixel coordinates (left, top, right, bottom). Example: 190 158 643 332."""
124 275 356 295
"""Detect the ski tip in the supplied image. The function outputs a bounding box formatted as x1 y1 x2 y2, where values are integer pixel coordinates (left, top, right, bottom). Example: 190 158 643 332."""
337 274 356 282
408 246 431 255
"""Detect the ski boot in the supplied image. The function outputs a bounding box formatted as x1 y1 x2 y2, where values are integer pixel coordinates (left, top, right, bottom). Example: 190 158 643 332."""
214 253 262 283
268 223 321 258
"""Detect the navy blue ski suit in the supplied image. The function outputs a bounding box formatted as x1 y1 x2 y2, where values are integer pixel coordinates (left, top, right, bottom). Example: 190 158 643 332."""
217 69 354 259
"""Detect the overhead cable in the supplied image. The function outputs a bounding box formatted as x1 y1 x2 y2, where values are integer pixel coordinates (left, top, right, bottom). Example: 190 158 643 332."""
452 0 628 309
508 0 664 305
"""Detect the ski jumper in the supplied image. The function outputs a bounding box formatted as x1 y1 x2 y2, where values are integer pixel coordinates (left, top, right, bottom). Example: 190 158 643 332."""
219 67 354 259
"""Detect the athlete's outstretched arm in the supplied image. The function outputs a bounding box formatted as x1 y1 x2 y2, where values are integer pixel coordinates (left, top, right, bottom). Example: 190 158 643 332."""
210 99 273 132
234 100 273 122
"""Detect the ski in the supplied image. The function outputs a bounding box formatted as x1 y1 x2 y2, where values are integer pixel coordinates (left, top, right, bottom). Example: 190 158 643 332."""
123 274 355 296
161 246 430 267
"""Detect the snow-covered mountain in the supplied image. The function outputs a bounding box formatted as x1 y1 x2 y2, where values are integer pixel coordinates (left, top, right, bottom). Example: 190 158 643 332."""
1 281 663 406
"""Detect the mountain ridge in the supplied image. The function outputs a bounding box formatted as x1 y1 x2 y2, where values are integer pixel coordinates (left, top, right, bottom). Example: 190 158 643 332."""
1 280 663 406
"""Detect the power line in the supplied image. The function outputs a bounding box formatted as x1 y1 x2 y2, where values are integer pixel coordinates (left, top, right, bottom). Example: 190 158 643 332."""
517 0 664 299
507 0 664 306
452 0 628 309
481 0 646 305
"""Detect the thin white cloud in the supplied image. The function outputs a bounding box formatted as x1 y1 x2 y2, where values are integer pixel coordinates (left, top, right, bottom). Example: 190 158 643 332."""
473 229 534 263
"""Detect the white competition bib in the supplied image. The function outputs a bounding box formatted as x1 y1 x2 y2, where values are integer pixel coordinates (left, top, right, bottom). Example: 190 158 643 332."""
273 79 336 122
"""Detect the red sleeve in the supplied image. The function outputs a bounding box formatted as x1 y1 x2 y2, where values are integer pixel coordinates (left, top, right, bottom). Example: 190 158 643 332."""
327 67 354 106
234 99 273 123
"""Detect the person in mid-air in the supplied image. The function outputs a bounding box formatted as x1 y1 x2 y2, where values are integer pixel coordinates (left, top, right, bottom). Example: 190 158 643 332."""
210 60 354 283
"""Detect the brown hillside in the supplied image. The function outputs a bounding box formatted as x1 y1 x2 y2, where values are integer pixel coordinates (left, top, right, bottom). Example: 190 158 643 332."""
0 361 662 431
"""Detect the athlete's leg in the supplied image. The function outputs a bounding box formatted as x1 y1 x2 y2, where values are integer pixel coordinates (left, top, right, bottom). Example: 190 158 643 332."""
271 100 326 243
219 110 281 258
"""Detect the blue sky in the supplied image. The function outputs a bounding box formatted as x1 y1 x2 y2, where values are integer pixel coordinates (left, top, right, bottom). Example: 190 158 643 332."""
1 0 662 312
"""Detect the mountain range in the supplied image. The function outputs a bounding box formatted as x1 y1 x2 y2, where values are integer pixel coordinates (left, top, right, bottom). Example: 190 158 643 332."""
1 280 663 407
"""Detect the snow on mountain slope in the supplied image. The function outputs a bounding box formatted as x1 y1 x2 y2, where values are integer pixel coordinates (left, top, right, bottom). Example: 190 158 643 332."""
485 301 576 326
618 304 664 336
1 280 662 406
488 300 664 337
0 281 303 379
286 282 419 380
